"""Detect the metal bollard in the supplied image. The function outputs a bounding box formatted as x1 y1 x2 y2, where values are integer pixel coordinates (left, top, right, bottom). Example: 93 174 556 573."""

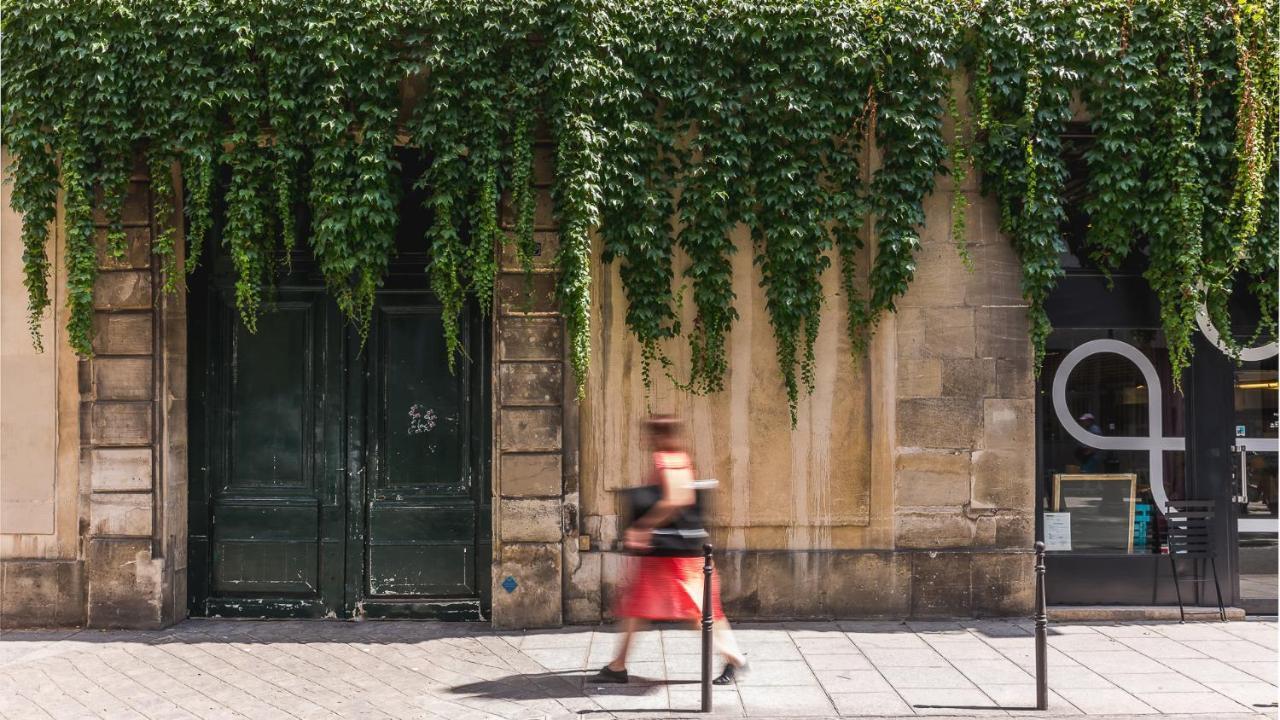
701 543 714 713
1034 541 1048 711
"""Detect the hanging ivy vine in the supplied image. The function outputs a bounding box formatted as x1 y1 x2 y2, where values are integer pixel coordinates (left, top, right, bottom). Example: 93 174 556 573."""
3 0 1276 416
971 0 1278 384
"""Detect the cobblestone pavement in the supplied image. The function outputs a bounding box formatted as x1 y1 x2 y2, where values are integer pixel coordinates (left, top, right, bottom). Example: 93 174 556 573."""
0 618 1275 719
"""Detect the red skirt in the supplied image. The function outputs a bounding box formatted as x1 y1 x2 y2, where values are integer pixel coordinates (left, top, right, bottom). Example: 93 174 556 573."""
615 555 726 621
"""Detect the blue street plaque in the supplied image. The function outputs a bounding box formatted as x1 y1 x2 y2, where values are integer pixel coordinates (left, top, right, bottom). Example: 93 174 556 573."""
501 576 518 593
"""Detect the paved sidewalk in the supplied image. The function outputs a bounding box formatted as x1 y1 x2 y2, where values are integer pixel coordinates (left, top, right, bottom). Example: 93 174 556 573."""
0 618 1275 719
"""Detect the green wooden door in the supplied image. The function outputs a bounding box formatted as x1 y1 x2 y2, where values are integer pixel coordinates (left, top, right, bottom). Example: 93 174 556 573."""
190 281 491 619
356 292 492 618
189 287 346 618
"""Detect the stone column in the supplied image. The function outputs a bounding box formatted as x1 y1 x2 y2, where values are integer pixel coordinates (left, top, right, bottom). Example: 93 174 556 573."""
891 151 1036 617
490 139 568 629
81 168 186 628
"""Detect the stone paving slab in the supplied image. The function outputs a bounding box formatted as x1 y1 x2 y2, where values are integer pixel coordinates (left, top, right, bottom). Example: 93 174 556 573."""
0 619 1275 719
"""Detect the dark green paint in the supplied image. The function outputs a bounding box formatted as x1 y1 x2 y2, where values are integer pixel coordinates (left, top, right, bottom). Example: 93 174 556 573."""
363 295 485 601
189 188 492 619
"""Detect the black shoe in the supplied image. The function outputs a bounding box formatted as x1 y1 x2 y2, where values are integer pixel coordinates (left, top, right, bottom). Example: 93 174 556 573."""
591 665 629 684
712 660 747 685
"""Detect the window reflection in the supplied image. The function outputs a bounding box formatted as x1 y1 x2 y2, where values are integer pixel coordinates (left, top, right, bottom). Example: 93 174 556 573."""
1234 355 1278 603
1040 329 1185 555
1235 357 1278 518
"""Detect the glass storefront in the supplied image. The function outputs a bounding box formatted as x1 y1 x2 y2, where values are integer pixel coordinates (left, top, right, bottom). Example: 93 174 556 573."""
1040 329 1185 557
1039 125 1279 611
1038 326 1278 609
1233 356 1278 613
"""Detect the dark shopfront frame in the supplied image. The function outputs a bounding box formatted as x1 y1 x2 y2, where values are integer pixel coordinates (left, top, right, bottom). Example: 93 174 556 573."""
1029 121 1280 604
1036 269 1269 611
1030 124 1280 612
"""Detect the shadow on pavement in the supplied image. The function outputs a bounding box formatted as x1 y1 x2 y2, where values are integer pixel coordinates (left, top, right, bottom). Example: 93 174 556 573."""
449 669 698 702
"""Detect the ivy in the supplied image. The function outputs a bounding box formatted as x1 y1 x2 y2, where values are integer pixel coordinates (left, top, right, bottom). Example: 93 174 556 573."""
61 118 98 358
2 0 1276 414
973 0 1277 383
970 0 1077 372
1222 0 1278 348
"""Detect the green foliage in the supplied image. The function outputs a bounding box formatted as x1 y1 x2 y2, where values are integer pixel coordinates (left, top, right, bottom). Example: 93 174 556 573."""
948 90 976 272
2 0 1277 413
61 122 98 358
576 0 947 417
971 0 1278 385
970 0 1077 372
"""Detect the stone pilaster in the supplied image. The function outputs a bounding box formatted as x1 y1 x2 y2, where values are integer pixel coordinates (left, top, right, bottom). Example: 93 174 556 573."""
80 168 186 628
491 140 568 629
891 88 1037 614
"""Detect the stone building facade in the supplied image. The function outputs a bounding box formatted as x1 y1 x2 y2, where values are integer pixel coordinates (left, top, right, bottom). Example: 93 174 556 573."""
0 114 1035 628
568 144 1034 623
2 155 188 627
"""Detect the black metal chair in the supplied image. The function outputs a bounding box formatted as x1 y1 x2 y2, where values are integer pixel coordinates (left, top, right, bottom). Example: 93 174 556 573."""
1164 501 1226 622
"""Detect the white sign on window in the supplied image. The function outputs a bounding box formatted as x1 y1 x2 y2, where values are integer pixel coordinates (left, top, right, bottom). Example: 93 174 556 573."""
1044 512 1072 552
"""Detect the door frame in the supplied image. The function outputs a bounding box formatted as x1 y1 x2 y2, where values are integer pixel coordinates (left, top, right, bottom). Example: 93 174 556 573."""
188 260 493 621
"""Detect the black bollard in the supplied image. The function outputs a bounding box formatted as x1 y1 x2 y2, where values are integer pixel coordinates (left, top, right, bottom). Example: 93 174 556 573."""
701 543 714 713
1035 541 1048 711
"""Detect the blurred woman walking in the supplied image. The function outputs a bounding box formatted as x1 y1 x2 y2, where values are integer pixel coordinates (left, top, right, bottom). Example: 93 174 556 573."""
592 415 748 685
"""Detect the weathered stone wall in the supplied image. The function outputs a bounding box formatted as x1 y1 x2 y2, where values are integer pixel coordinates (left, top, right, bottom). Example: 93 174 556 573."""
889 171 1035 618
1 148 85 627
579 226 876 554
3 97 1033 627
566 91 1036 620
81 167 187 628
1 160 187 628
489 137 573 629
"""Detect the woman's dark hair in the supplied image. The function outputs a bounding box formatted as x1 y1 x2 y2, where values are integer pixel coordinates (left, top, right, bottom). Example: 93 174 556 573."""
644 414 685 449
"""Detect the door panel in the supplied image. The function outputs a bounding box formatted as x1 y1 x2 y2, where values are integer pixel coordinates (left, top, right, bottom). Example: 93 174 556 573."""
225 304 310 490
376 304 466 494
365 296 480 599
211 504 320 593
196 289 346 617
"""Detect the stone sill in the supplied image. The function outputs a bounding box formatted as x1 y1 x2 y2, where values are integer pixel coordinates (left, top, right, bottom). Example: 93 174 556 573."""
1049 605 1247 622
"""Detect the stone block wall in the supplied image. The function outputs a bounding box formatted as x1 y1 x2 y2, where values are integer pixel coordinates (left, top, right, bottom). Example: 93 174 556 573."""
80 168 187 628
490 138 573 629
2 161 187 629
564 80 1038 621
889 151 1036 617
3 101 1034 628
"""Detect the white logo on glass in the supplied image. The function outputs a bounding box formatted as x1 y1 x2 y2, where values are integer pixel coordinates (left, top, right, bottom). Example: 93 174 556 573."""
1051 323 1278 533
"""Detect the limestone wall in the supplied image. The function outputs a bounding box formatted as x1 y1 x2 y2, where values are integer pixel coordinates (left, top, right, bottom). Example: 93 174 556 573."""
566 115 1037 620
579 228 876 553
1 148 85 626
489 138 574 629
1 158 187 628
887 176 1036 617
1 102 1035 627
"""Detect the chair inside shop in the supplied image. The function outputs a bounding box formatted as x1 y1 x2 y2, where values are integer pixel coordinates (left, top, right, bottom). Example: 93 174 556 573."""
1163 501 1227 622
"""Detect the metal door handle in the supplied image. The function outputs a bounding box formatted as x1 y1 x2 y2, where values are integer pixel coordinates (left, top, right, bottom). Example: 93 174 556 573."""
1234 446 1248 505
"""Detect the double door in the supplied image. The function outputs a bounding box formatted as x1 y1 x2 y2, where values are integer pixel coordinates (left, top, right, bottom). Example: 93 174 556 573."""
188 280 491 619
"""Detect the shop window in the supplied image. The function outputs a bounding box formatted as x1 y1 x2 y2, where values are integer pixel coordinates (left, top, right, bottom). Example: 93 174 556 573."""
1039 328 1185 554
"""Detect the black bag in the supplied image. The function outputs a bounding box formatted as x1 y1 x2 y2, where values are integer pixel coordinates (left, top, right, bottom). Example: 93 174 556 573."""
620 482 710 557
